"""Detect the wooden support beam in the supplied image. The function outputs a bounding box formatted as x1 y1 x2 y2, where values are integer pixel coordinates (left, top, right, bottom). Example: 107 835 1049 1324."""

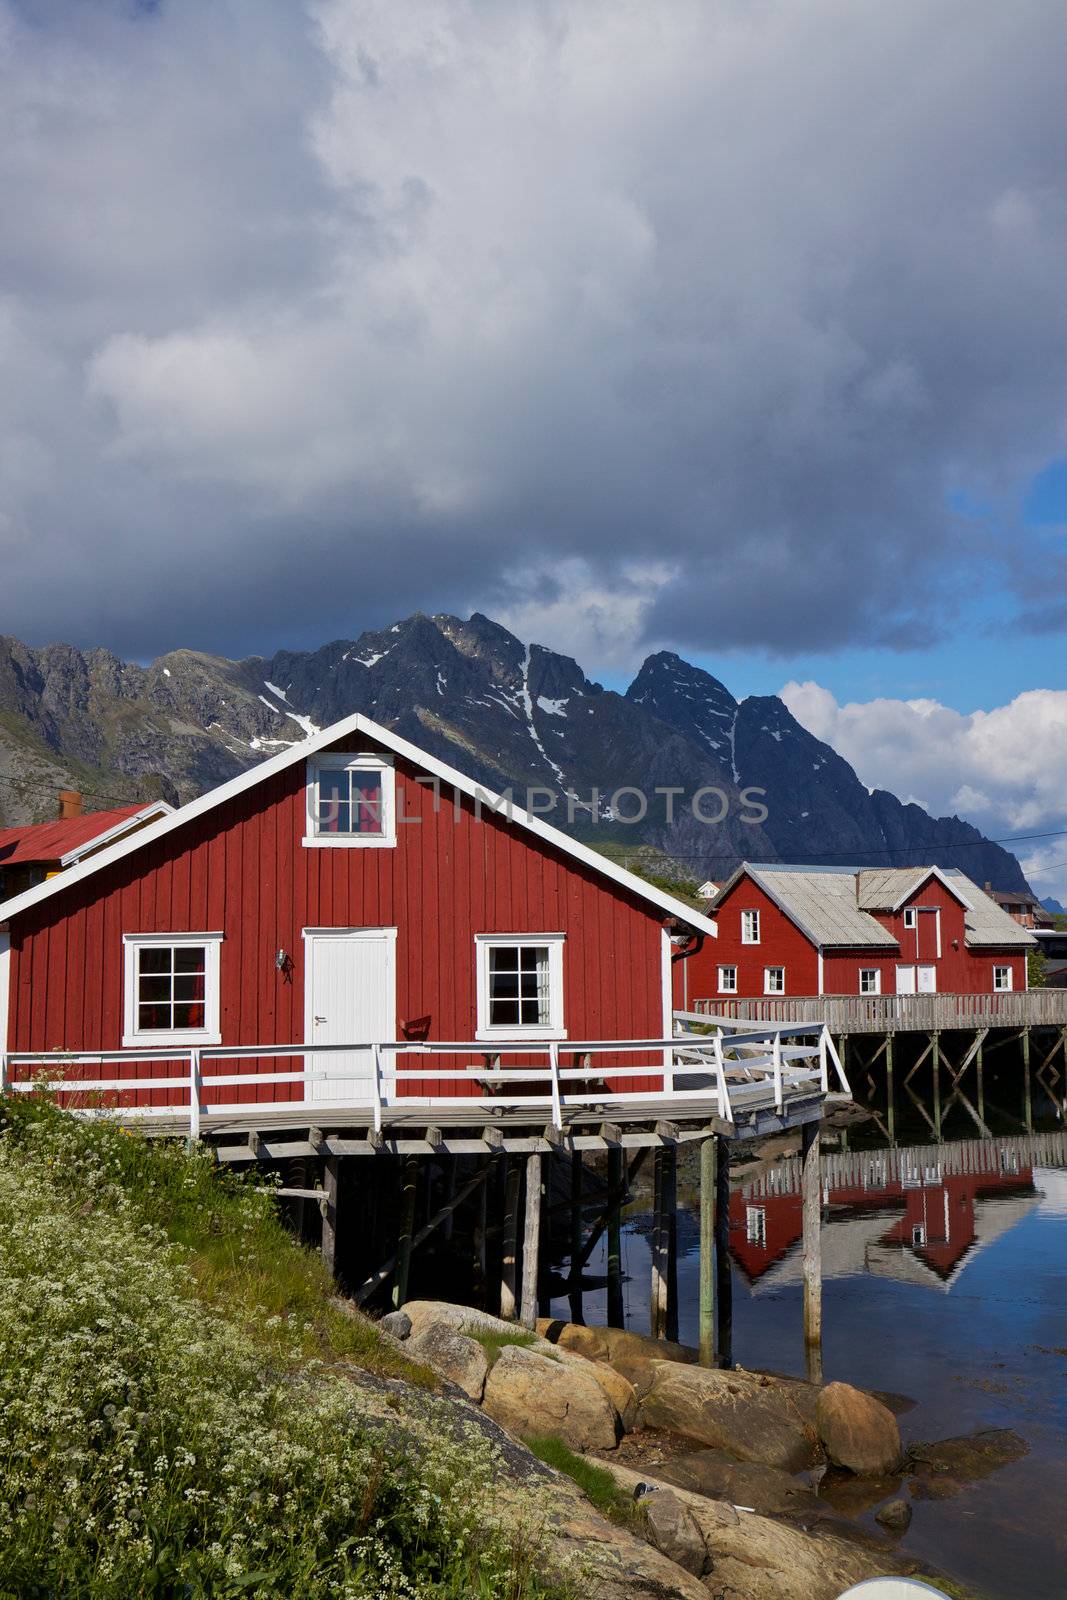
1023 1028 1033 1132
663 1144 679 1342
699 1135 715 1365
574 1148 649 1272
519 1152 543 1329
977 1033 985 1126
650 1147 667 1339
606 1145 624 1328
569 1148 585 1325
321 1153 339 1277
714 1133 732 1369
393 1154 419 1310
931 1033 942 1142
801 1120 822 1369
500 1157 521 1320
942 1029 992 1138
902 1038 934 1088
885 1034 895 1145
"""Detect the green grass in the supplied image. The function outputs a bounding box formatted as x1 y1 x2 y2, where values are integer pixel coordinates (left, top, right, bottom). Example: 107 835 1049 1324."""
0 1096 573 1599
462 1326 555 1369
522 1436 636 1527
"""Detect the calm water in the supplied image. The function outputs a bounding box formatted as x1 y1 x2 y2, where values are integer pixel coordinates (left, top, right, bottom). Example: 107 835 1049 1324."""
549 1112 1067 1600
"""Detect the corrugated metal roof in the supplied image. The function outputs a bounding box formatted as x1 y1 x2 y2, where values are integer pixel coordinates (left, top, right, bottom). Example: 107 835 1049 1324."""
0 805 145 866
745 866 898 948
944 870 1038 948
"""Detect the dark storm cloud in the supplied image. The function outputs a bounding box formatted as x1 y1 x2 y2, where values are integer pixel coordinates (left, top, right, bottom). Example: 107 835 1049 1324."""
1 0 1066 664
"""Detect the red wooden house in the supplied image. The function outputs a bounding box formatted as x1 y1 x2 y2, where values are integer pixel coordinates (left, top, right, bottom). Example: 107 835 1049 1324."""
678 863 1033 1007
0 712 716 1110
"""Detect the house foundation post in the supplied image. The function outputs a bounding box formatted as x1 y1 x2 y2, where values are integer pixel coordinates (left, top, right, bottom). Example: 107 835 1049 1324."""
885 1034 895 1145
500 1157 521 1320
699 1135 715 1363
393 1154 419 1310
650 1147 666 1338
606 1144 625 1328
321 1151 340 1279
977 1034 986 1127
569 1147 585 1325
519 1152 543 1330
1022 1028 1033 1131
663 1143 679 1343
801 1119 822 1384
931 1032 942 1141
714 1133 733 1367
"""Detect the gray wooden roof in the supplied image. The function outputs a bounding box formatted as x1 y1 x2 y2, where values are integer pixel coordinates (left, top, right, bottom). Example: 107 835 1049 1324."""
715 863 1036 950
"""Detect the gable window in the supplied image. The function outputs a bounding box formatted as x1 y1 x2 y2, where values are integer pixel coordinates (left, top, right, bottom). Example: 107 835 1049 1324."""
475 934 565 1040
746 1205 767 1247
718 965 738 994
859 968 881 995
903 908 917 929
993 965 1013 992
123 933 222 1047
764 966 785 995
741 909 761 944
304 753 396 847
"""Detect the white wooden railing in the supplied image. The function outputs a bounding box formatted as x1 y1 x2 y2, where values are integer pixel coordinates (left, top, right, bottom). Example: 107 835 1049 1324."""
0 1020 848 1142
692 991 1067 1033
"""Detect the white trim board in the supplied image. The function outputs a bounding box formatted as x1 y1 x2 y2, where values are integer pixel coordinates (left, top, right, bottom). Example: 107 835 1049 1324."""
0 712 717 939
58 800 174 867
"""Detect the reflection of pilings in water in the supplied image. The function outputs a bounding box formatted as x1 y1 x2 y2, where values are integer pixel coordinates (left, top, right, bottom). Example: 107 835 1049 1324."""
740 1129 1067 1199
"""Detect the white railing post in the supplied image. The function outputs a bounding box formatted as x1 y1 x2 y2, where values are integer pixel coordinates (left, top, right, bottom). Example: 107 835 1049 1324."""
371 1043 384 1136
188 1049 201 1144
713 1034 733 1124
548 1041 563 1131
819 1026 829 1092
772 1031 783 1112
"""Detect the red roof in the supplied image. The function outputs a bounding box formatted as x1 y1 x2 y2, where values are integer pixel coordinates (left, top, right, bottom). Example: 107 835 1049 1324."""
0 805 148 867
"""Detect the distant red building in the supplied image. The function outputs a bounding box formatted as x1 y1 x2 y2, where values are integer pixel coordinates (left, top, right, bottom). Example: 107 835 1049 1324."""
678 863 1033 1005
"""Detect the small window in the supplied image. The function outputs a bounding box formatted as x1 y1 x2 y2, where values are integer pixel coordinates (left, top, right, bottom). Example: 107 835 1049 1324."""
123 933 222 1047
304 754 396 847
903 908 917 929
993 965 1013 992
746 1205 767 1246
912 1224 927 1247
718 965 738 994
475 934 565 1040
764 966 785 995
741 909 761 944
859 968 881 995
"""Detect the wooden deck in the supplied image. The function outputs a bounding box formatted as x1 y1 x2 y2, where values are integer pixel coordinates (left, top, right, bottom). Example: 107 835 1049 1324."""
3 1019 850 1160
693 990 1067 1034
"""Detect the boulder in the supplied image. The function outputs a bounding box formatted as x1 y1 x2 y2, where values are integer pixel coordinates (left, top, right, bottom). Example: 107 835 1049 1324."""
876 1498 913 1532
595 1458 946 1600
638 1490 708 1577
816 1382 902 1477
483 1343 620 1452
656 1448 823 1519
907 1428 1028 1485
538 1319 696 1368
585 1362 639 1433
408 1321 489 1402
637 1361 822 1472
405 1301 555 1352
379 1309 412 1340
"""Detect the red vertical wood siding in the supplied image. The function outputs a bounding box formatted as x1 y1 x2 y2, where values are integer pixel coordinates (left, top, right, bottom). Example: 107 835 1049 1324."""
6 738 668 1102
678 879 820 1004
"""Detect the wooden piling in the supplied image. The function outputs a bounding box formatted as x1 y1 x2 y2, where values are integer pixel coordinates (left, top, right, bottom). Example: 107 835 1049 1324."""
663 1144 679 1343
606 1144 625 1328
977 1033 985 1127
699 1135 715 1364
931 1032 942 1141
1023 1028 1033 1131
321 1152 340 1278
519 1152 543 1329
650 1147 665 1338
500 1157 521 1320
393 1154 419 1310
569 1148 585 1325
885 1034 895 1145
714 1133 732 1367
801 1119 822 1365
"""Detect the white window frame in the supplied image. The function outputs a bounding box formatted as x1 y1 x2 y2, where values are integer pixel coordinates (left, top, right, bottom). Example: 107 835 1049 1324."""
903 908 917 929
718 964 738 994
746 1205 767 1246
741 909 761 945
303 752 397 848
993 964 1013 992
764 966 785 995
474 933 566 1042
858 968 881 996
122 932 223 1048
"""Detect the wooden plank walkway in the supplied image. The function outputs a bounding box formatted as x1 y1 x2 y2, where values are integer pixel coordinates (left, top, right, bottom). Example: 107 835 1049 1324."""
694 991 1067 1033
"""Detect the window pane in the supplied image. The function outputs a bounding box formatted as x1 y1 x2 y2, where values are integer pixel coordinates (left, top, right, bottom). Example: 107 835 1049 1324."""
138 1001 172 1031
173 1002 205 1030
317 770 351 834
138 975 170 1003
354 774 383 834
487 943 553 1028
173 974 205 1002
493 973 520 999
174 947 206 974
139 947 171 975
520 998 542 1024
490 947 518 973
489 998 520 1026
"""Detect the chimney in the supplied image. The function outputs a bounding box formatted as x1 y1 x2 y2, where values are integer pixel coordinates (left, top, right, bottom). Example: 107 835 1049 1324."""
58 790 83 821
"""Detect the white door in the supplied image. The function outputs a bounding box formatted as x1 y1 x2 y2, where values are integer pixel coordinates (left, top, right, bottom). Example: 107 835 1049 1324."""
304 928 396 1104
917 964 937 994
896 965 916 995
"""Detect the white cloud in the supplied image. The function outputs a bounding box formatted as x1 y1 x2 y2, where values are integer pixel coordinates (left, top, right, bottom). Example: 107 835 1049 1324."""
3 0 1067 659
782 681 1067 897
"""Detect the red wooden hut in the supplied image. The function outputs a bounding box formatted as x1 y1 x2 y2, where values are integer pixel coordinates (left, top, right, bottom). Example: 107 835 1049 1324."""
677 863 1033 1007
0 712 716 1110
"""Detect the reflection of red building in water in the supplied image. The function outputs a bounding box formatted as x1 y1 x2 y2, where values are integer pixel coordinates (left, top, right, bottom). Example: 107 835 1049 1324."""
731 1143 1037 1291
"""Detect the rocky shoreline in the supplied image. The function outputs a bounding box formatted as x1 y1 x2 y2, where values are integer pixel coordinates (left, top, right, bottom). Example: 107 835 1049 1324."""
382 1299 1028 1598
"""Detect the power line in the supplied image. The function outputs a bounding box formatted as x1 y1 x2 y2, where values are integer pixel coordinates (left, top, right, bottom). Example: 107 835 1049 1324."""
0 771 152 809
